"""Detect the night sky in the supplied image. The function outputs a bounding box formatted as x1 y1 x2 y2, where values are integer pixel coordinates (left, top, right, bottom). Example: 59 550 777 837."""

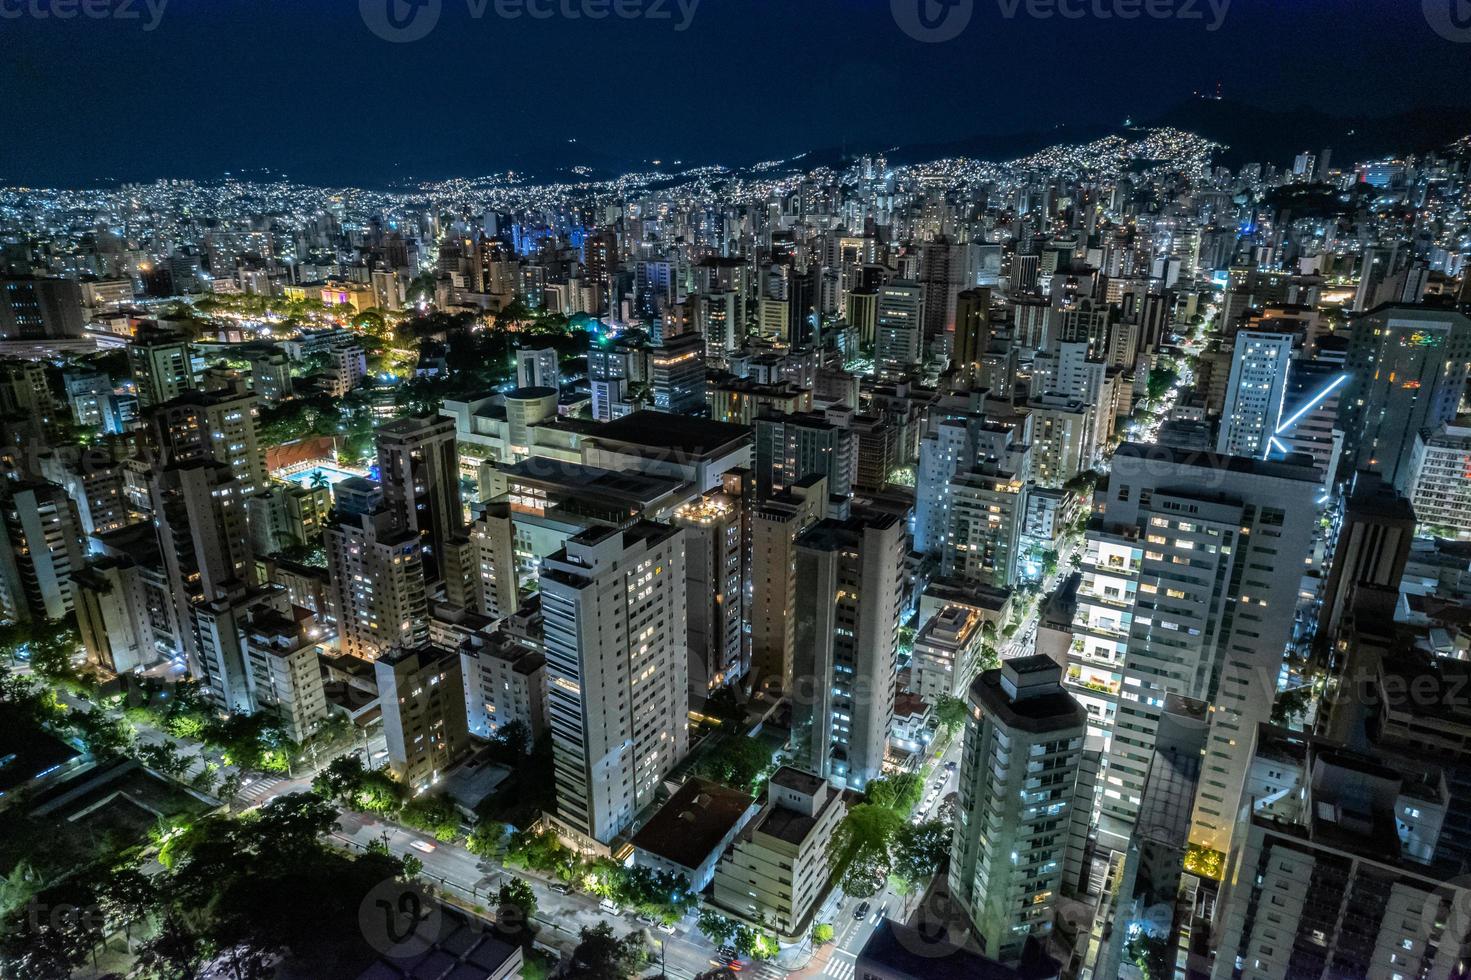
2 0 1468 187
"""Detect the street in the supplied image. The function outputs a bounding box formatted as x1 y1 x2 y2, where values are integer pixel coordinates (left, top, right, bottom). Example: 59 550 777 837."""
330 811 722 979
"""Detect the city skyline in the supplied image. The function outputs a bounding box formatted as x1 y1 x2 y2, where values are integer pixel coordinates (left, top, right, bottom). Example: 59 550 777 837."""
1 0 1470 186
4 9 1471 980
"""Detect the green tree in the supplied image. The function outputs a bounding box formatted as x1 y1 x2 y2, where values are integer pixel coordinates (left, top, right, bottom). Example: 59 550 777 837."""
694 735 775 792
97 866 158 946
932 694 968 741
490 719 531 759
466 820 508 859
696 907 738 946
827 803 904 898
812 922 835 945
497 878 538 928
892 820 951 890
311 753 367 804
400 794 460 842
68 706 134 759
132 908 206 980
568 922 647 980
865 772 923 813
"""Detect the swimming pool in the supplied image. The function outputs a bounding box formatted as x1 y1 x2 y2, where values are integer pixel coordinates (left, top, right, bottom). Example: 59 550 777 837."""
278 462 367 490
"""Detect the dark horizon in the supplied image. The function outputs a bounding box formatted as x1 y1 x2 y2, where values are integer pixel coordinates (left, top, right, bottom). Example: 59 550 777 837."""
3 0 1470 188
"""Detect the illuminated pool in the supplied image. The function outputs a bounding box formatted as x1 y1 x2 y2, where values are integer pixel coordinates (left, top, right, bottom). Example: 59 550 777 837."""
280 462 367 490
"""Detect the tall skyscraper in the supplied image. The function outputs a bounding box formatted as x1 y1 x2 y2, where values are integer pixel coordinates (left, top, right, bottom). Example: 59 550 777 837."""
541 522 689 846
845 287 878 348
950 656 1093 966
1340 305 1471 492
150 382 268 494
376 413 463 579
1216 330 1295 458
466 501 519 621
943 460 1029 589
919 237 978 347
753 410 855 499
1315 472 1414 643
649 332 706 414
792 510 903 790
951 287 993 382
875 280 924 378
749 475 828 697
325 507 429 661
672 487 745 699
127 327 195 409
151 460 256 708
1066 444 1319 857
0 480 86 622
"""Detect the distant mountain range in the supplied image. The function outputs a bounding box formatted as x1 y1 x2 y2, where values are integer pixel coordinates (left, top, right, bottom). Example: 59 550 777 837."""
796 97 1471 175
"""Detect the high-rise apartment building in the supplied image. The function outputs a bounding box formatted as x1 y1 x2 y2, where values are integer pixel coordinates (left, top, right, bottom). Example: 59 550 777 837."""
749 475 828 697
1408 421 1471 538
1340 305 1471 492
1067 444 1319 857
950 657 1093 965
792 511 903 790
672 488 744 699
649 332 706 414
376 413 463 578
127 327 195 409
1216 330 1295 458
0 480 87 622
325 507 429 661
150 382 268 494
151 460 255 703
466 501 520 620
375 644 472 793
875 280 924 378
943 460 1029 589
541 522 689 847
753 411 855 499
951 287 993 382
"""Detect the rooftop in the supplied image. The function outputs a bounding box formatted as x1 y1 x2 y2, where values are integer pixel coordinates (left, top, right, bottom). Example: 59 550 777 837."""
970 665 1085 735
857 918 1033 980
591 410 751 457
629 777 755 871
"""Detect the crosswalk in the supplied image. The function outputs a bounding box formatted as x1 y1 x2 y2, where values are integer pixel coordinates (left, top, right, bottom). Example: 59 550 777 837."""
753 964 788 980
236 775 284 806
822 951 856 979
